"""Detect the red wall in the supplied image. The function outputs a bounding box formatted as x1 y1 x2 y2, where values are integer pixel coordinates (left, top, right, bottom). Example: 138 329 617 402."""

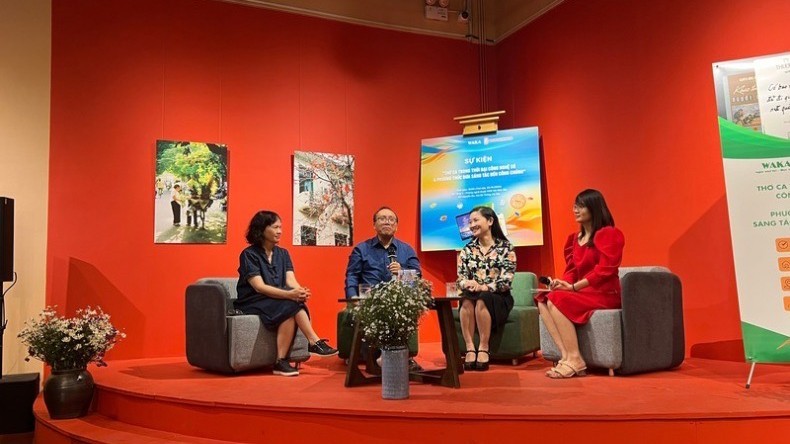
47 0 484 359
49 0 790 362
495 0 790 358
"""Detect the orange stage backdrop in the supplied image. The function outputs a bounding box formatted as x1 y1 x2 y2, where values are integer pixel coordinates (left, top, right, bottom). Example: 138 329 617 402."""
47 0 790 361
494 0 790 360
47 0 491 359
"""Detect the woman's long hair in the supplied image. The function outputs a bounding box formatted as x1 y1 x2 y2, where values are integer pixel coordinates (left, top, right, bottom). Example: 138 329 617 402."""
575 189 615 246
471 206 508 243
245 210 280 246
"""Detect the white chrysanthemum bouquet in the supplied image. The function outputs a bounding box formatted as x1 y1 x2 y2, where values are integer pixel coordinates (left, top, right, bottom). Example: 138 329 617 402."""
354 279 432 349
18 306 125 371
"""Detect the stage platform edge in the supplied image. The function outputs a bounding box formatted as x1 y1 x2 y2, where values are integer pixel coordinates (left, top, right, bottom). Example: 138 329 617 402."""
34 343 790 444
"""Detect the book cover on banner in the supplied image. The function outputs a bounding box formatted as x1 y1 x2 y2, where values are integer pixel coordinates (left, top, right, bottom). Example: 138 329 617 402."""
726 72 762 132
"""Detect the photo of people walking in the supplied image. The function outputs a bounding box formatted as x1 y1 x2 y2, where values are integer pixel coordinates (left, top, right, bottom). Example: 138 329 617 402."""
154 140 228 243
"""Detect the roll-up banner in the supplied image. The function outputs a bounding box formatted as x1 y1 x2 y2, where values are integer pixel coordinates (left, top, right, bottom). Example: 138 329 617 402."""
713 52 790 363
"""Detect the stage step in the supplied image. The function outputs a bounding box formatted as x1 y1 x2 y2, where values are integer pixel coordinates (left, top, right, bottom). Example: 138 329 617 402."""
33 398 237 444
31 352 790 443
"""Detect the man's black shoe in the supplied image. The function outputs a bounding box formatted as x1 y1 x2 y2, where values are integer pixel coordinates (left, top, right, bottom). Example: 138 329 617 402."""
272 359 299 377
308 339 338 357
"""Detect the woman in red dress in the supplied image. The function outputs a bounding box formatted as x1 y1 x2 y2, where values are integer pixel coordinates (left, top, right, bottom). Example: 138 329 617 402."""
535 189 625 379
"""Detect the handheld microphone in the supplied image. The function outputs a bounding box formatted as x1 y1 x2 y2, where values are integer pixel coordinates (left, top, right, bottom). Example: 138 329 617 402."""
386 245 397 264
538 276 553 287
386 245 398 281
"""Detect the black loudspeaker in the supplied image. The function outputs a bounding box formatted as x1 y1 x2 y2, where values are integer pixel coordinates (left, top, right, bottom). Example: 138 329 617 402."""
0 197 12 282
0 373 40 434
0 197 14 282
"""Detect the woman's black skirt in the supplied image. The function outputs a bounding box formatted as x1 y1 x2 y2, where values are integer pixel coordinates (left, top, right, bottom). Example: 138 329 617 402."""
460 290 514 332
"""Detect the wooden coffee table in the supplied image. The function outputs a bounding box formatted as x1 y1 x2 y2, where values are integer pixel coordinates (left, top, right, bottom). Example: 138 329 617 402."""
340 296 464 389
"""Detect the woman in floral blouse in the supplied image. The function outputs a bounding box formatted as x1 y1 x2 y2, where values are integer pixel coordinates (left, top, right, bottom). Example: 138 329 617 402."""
456 206 516 371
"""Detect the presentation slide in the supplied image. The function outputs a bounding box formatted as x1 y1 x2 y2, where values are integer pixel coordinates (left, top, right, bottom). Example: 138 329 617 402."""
420 127 543 251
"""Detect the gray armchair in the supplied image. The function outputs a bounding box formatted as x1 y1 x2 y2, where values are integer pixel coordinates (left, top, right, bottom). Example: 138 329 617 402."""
185 277 310 374
539 267 684 375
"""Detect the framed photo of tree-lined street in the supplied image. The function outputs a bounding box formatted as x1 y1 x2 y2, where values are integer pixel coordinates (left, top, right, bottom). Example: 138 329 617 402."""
293 151 354 246
154 140 228 244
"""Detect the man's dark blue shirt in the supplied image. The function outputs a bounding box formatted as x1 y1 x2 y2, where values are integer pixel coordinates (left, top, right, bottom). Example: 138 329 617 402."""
344 236 421 297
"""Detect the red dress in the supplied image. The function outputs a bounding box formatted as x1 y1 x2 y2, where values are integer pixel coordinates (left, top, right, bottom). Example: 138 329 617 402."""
535 226 625 324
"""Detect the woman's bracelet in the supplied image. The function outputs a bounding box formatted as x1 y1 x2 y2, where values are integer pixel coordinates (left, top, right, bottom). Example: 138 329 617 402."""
571 283 577 292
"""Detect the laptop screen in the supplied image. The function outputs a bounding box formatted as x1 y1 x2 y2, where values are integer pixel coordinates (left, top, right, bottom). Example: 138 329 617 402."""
455 212 473 240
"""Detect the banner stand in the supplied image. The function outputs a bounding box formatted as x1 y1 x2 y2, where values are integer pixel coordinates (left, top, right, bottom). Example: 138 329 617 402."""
745 362 757 389
712 52 790 388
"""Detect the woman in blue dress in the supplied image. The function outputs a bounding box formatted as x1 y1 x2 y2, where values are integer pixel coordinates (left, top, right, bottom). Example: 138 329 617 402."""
235 210 337 376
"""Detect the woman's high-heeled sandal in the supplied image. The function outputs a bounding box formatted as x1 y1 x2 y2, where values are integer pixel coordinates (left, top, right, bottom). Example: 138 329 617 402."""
547 361 587 379
463 350 477 371
545 360 567 376
475 350 490 371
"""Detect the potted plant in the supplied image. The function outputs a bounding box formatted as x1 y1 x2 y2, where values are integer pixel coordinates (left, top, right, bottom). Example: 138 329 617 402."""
353 279 431 399
17 306 125 419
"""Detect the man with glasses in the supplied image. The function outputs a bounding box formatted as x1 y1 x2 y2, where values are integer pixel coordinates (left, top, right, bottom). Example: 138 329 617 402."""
344 206 422 369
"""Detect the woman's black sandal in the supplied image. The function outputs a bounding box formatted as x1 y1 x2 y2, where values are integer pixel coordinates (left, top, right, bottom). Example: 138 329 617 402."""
463 350 477 371
476 350 490 371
